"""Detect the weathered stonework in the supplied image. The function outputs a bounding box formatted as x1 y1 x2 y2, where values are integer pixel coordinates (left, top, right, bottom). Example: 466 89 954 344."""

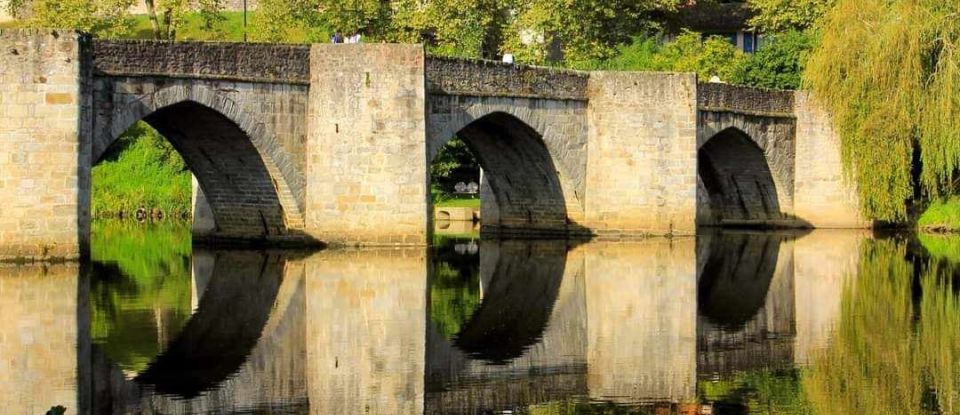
0 32 871 254
91 77 309 240
793 92 867 228
93 40 311 85
0 29 91 260
584 71 699 236
697 82 794 117
697 111 797 226
305 44 429 245
426 57 588 100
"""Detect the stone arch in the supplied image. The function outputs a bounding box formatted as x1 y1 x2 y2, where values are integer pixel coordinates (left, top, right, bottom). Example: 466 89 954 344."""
94 83 305 239
697 127 783 226
429 110 570 236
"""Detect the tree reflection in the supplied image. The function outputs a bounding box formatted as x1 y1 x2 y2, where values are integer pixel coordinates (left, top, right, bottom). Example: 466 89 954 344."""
804 236 960 414
89 221 193 375
429 237 482 339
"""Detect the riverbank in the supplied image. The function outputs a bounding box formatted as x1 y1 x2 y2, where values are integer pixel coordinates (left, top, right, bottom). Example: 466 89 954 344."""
918 197 960 233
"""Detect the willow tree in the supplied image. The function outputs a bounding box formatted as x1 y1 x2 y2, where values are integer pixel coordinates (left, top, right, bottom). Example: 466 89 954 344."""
805 0 960 222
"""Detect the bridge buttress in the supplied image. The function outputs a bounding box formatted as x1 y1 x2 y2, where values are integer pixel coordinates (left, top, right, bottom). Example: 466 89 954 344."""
584 72 699 236
793 92 867 228
304 44 429 246
0 29 92 260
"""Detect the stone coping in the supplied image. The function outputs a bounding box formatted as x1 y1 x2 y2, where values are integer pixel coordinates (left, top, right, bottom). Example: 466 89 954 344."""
93 39 312 85
698 82 795 117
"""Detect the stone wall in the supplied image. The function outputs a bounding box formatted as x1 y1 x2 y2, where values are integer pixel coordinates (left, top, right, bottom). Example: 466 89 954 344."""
585 72 698 236
426 57 588 100
793 92 866 227
94 40 310 85
697 83 794 117
0 29 91 260
306 44 428 245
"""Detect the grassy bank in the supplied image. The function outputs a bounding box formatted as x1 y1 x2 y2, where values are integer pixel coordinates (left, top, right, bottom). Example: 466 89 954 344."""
92 122 191 219
918 197 960 233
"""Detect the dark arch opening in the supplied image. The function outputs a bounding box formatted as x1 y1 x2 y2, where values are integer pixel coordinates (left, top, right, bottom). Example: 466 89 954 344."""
95 101 289 241
432 112 569 237
698 128 782 227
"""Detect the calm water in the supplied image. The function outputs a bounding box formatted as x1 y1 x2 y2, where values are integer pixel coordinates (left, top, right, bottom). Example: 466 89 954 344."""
4 223 960 414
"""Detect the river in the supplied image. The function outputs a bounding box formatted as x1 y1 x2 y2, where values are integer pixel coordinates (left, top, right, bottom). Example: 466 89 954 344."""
2 222 958 414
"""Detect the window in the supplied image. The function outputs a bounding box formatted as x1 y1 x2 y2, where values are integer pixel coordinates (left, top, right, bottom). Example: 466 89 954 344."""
743 32 756 53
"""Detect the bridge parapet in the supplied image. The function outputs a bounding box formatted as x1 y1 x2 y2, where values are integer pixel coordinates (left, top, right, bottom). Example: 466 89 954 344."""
426 56 588 101
697 82 794 118
93 40 311 84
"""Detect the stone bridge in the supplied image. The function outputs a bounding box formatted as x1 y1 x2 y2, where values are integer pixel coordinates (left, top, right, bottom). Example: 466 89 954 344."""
0 29 865 259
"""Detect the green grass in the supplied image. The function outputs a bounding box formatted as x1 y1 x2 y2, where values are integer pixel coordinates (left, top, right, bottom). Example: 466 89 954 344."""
92 121 192 218
918 197 960 232
125 11 250 41
435 196 480 208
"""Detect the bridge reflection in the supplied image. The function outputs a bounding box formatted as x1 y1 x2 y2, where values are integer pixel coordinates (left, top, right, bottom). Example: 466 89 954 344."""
0 230 868 414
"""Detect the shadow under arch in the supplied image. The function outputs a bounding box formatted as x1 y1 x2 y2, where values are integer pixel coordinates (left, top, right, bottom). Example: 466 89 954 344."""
95 85 308 243
131 251 284 398
445 239 567 364
432 112 571 237
698 127 782 227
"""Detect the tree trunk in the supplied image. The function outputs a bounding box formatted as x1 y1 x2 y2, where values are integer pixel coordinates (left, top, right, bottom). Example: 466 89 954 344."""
145 0 162 40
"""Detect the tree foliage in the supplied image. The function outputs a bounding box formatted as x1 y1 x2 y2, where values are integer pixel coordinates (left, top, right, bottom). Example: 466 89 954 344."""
7 0 224 40
747 0 833 32
805 0 960 222
143 0 224 40
251 0 679 63
731 30 814 90
8 0 135 36
574 31 748 83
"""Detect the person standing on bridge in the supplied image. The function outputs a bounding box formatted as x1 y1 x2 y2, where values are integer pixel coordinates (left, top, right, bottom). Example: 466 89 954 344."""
331 31 344 44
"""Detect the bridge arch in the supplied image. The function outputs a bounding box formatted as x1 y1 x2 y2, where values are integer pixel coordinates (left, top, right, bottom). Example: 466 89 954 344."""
697 127 783 226
93 83 305 240
429 110 571 236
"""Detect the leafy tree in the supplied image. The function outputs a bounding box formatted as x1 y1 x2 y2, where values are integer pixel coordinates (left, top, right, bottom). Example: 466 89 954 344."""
504 0 680 64
805 0 960 221
8 0 135 36
391 0 509 59
747 0 833 32
730 30 814 90
431 137 480 196
573 31 747 83
142 0 224 40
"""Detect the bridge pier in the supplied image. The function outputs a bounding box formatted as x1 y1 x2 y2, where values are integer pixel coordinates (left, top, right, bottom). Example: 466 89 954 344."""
0 29 91 260
304 44 429 245
584 72 699 236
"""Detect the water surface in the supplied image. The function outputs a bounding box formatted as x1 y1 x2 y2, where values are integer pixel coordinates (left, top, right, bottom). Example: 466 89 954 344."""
3 223 960 414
